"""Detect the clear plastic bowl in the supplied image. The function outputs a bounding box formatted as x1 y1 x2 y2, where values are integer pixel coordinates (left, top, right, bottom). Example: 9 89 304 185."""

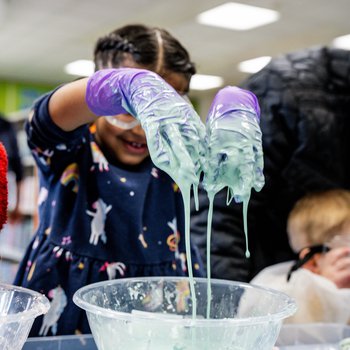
0 283 50 350
74 277 297 350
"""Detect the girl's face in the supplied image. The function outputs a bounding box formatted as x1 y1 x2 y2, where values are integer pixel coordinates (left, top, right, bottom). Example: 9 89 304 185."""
95 65 190 167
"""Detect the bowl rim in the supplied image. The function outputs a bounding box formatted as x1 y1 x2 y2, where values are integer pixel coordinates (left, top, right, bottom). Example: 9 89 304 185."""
0 283 50 323
73 276 297 326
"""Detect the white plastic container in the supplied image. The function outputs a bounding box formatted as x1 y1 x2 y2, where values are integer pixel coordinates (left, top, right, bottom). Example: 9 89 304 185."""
0 283 50 350
74 277 296 350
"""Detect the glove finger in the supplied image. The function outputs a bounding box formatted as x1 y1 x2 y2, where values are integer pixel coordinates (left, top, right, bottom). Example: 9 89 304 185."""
179 120 206 178
143 124 172 172
162 123 199 187
253 150 265 192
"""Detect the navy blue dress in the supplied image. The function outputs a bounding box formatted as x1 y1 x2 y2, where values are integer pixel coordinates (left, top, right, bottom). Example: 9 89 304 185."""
14 91 204 336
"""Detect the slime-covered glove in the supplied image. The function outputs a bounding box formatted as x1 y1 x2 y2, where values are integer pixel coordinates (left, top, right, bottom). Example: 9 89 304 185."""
203 86 264 202
86 68 206 188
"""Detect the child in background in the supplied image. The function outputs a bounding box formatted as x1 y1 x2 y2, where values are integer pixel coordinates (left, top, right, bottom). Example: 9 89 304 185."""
251 189 350 324
14 24 205 336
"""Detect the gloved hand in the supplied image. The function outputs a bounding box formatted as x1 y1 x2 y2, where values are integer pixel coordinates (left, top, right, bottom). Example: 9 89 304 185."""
86 68 206 190
203 86 264 202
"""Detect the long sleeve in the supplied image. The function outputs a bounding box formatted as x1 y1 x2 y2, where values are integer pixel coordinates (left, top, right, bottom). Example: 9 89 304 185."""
26 90 89 176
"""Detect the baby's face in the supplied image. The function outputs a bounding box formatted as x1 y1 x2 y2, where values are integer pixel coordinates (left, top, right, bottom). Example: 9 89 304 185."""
316 224 350 288
95 64 190 167
316 245 350 288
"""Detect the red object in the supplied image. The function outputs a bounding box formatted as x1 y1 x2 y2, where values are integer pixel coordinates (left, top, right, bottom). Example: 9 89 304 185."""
0 142 8 230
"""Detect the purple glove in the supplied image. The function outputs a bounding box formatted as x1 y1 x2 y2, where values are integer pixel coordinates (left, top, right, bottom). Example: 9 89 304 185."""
203 86 264 202
86 68 206 188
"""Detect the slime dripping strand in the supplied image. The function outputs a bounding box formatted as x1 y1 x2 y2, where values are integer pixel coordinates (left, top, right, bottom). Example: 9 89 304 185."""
227 188 251 257
242 194 251 258
192 183 199 211
205 191 215 319
180 184 197 319
204 188 252 319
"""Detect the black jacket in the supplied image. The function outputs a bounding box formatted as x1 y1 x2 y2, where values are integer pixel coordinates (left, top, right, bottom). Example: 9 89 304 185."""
191 46 350 281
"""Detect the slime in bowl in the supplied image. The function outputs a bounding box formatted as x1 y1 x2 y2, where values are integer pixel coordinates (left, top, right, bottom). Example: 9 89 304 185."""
73 276 296 350
0 283 50 350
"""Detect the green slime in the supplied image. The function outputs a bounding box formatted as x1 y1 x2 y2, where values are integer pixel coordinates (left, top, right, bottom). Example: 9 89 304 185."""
142 89 263 321
162 115 261 320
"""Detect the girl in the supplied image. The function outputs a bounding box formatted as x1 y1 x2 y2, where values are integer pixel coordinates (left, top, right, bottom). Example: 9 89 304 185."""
14 24 205 336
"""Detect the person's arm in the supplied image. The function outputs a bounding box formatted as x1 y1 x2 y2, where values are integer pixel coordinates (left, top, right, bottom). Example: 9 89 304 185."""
193 86 263 282
84 68 206 188
48 78 96 131
194 62 299 283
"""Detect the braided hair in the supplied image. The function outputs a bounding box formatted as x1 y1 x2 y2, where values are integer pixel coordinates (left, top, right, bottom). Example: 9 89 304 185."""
93 24 196 80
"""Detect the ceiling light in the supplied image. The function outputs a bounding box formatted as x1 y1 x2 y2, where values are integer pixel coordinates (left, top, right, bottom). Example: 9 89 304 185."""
197 2 280 31
64 60 95 76
190 74 224 90
238 56 271 73
332 34 350 50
